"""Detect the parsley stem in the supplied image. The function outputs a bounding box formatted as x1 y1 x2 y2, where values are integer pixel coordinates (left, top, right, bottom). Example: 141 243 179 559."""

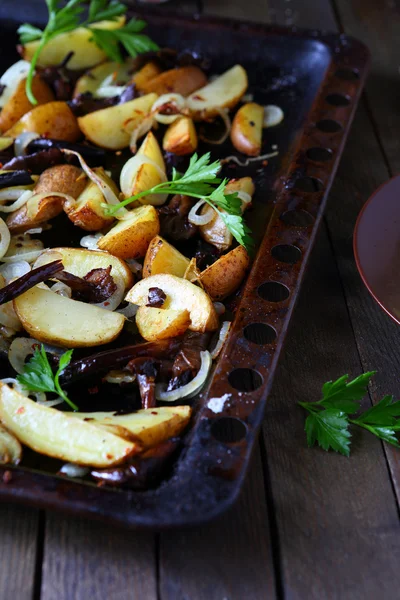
298 401 322 414
26 35 49 104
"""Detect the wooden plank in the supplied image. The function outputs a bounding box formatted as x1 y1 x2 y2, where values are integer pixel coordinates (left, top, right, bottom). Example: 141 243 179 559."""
0 504 39 600
159 449 276 600
41 514 157 600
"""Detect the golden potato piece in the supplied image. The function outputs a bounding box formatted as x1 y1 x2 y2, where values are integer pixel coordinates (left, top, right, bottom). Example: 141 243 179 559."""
163 116 198 156
21 17 126 70
5 101 81 141
0 75 54 132
133 62 163 92
7 164 87 233
64 168 116 231
0 423 22 465
0 137 13 151
139 66 207 97
231 102 264 156
77 94 157 150
199 246 250 300
14 286 125 348
200 177 255 251
136 306 191 341
143 236 189 278
70 406 191 449
0 383 139 467
187 65 248 120
126 273 218 332
98 205 160 260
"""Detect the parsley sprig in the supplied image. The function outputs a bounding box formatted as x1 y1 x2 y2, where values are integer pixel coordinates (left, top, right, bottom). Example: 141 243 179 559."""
107 152 254 251
17 345 77 411
19 0 158 104
299 371 400 456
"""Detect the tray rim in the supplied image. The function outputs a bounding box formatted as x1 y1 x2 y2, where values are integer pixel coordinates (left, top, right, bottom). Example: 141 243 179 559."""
0 9 370 529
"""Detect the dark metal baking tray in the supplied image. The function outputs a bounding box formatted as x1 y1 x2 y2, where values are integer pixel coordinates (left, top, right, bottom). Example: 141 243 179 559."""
0 6 369 528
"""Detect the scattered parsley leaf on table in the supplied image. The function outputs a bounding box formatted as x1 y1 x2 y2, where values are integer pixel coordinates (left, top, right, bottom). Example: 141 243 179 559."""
17 345 77 411
298 371 400 455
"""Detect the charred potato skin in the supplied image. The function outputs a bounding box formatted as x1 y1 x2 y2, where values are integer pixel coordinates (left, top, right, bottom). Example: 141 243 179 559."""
139 66 207 97
163 116 198 156
0 75 55 132
5 101 81 142
231 102 264 156
199 245 250 300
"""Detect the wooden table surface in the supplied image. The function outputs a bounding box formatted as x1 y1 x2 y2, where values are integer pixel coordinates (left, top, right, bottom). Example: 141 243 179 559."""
2 0 400 598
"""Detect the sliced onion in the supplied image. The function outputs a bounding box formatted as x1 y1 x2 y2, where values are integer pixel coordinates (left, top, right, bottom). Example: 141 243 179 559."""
14 132 40 157
0 189 34 213
116 303 138 318
25 227 43 235
125 114 154 154
104 370 136 384
8 337 64 374
199 108 231 145
120 154 167 206
263 105 284 127
188 199 214 226
0 186 34 202
152 93 186 125
96 85 126 98
155 350 212 401
80 233 103 250
237 191 252 205
0 60 31 108
94 282 125 312
0 260 31 282
221 151 279 167
51 281 72 298
210 321 231 359
2 249 43 264
0 377 46 403
0 302 21 330
213 301 226 316
59 463 90 478
0 218 11 260
2 234 44 264
125 258 142 276
0 325 17 339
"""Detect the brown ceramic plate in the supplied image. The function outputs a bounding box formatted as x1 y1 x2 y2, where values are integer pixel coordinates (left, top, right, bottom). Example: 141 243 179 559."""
354 176 400 324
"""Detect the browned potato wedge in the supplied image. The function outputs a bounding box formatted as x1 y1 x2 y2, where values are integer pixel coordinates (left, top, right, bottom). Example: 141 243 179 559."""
98 205 160 259
139 66 207 97
143 235 189 278
120 131 166 203
0 423 22 465
33 247 133 292
7 165 86 233
70 406 191 449
231 102 264 156
184 257 203 284
136 306 191 341
187 65 248 120
63 168 116 231
77 94 157 150
200 177 255 251
163 116 198 155
199 246 250 300
133 61 163 92
0 383 139 467
0 137 13 151
0 75 54 132
20 17 126 71
126 274 219 332
14 286 125 348
5 101 81 142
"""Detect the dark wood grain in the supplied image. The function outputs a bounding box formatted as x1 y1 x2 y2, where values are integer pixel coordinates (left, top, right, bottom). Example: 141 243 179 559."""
0 504 39 600
40 515 157 600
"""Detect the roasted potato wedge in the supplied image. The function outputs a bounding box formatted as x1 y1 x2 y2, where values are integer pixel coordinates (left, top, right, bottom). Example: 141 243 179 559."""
0 137 13 151
98 205 160 259
143 235 189 278
187 65 248 120
63 168 116 231
14 286 125 347
0 423 22 465
120 131 166 204
70 406 191 449
139 66 207 97
0 75 54 132
199 245 250 300
7 165 86 233
126 274 218 332
5 101 81 142
163 116 198 155
136 306 191 341
20 17 126 70
231 102 264 156
77 93 157 150
73 59 135 98
33 246 133 291
200 177 255 251
0 383 139 467
133 62 163 92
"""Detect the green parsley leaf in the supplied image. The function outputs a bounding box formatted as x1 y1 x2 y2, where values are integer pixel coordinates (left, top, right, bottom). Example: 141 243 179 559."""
304 409 351 456
352 394 400 426
17 345 78 411
319 371 376 414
